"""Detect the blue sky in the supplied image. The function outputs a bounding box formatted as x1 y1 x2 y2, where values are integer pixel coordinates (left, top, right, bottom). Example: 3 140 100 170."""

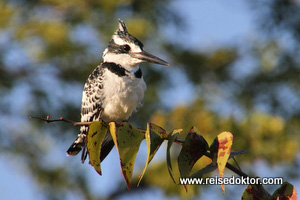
160 0 255 112
164 0 254 49
2 0 298 199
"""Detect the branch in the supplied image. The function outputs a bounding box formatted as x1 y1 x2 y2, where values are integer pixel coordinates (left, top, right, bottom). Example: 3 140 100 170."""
30 116 250 179
29 116 92 126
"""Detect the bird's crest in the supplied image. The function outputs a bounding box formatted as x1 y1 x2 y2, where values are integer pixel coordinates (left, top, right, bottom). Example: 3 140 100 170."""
114 19 129 37
118 19 128 33
112 19 144 49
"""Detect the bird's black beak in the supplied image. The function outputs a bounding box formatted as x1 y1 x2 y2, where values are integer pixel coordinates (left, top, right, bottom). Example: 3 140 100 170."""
130 51 169 66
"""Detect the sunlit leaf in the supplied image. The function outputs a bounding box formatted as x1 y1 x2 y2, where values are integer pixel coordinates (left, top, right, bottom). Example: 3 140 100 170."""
166 129 183 184
109 122 145 189
138 123 168 186
147 123 169 162
217 131 233 192
271 182 298 200
86 121 108 175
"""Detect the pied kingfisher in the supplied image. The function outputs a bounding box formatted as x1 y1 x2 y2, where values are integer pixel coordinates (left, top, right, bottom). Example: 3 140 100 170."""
66 19 169 163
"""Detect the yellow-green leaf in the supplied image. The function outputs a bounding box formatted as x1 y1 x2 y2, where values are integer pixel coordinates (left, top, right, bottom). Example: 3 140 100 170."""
138 123 168 186
109 122 145 190
166 129 182 184
87 121 108 175
217 131 233 192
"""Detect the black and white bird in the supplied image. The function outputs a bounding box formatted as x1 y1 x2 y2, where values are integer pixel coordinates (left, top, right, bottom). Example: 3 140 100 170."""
66 19 169 163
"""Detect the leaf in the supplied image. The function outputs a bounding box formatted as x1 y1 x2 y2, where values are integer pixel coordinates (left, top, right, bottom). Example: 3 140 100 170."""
178 127 208 178
86 121 108 175
109 122 145 190
242 184 271 200
146 123 169 162
216 131 233 192
166 129 183 184
177 127 208 192
138 123 168 186
271 182 298 200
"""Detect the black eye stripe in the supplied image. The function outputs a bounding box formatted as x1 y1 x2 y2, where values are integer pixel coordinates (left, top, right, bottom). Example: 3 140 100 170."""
121 45 131 52
115 31 144 50
108 39 138 54
108 31 144 53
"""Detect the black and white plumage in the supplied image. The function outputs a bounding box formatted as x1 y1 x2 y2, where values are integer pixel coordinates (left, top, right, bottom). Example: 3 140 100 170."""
66 19 169 163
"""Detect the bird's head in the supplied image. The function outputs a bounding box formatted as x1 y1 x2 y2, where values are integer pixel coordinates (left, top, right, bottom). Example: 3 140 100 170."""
102 19 169 69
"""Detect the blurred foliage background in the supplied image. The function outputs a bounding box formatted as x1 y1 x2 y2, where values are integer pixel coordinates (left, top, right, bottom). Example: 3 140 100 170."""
1 0 300 199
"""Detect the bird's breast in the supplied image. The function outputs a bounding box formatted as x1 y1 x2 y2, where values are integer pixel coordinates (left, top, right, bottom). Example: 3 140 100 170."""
101 69 146 122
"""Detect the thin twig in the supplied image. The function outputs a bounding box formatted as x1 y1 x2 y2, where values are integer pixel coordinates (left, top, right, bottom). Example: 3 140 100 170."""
232 157 242 171
29 116 92 126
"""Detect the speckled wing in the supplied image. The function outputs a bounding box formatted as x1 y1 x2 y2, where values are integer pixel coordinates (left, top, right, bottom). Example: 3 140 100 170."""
66 65 104 159
80 65 105 130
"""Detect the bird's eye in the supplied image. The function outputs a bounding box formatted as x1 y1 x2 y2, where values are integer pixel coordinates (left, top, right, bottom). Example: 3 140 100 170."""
121 45 131 52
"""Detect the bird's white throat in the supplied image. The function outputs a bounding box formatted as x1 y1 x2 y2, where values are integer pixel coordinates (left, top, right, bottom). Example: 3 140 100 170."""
100 68 146 123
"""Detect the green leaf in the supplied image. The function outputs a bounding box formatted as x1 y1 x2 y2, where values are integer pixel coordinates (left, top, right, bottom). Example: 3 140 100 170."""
109 122 145 190
271 182 298 200
178 127 208 178
242 184 271 200
166 129 183 184
216 131 233 192
138 123 168 186
86 121 108 175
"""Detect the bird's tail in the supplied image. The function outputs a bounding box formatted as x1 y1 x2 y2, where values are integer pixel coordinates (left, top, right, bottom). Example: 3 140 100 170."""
100 133 115 162
66 133 86 157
